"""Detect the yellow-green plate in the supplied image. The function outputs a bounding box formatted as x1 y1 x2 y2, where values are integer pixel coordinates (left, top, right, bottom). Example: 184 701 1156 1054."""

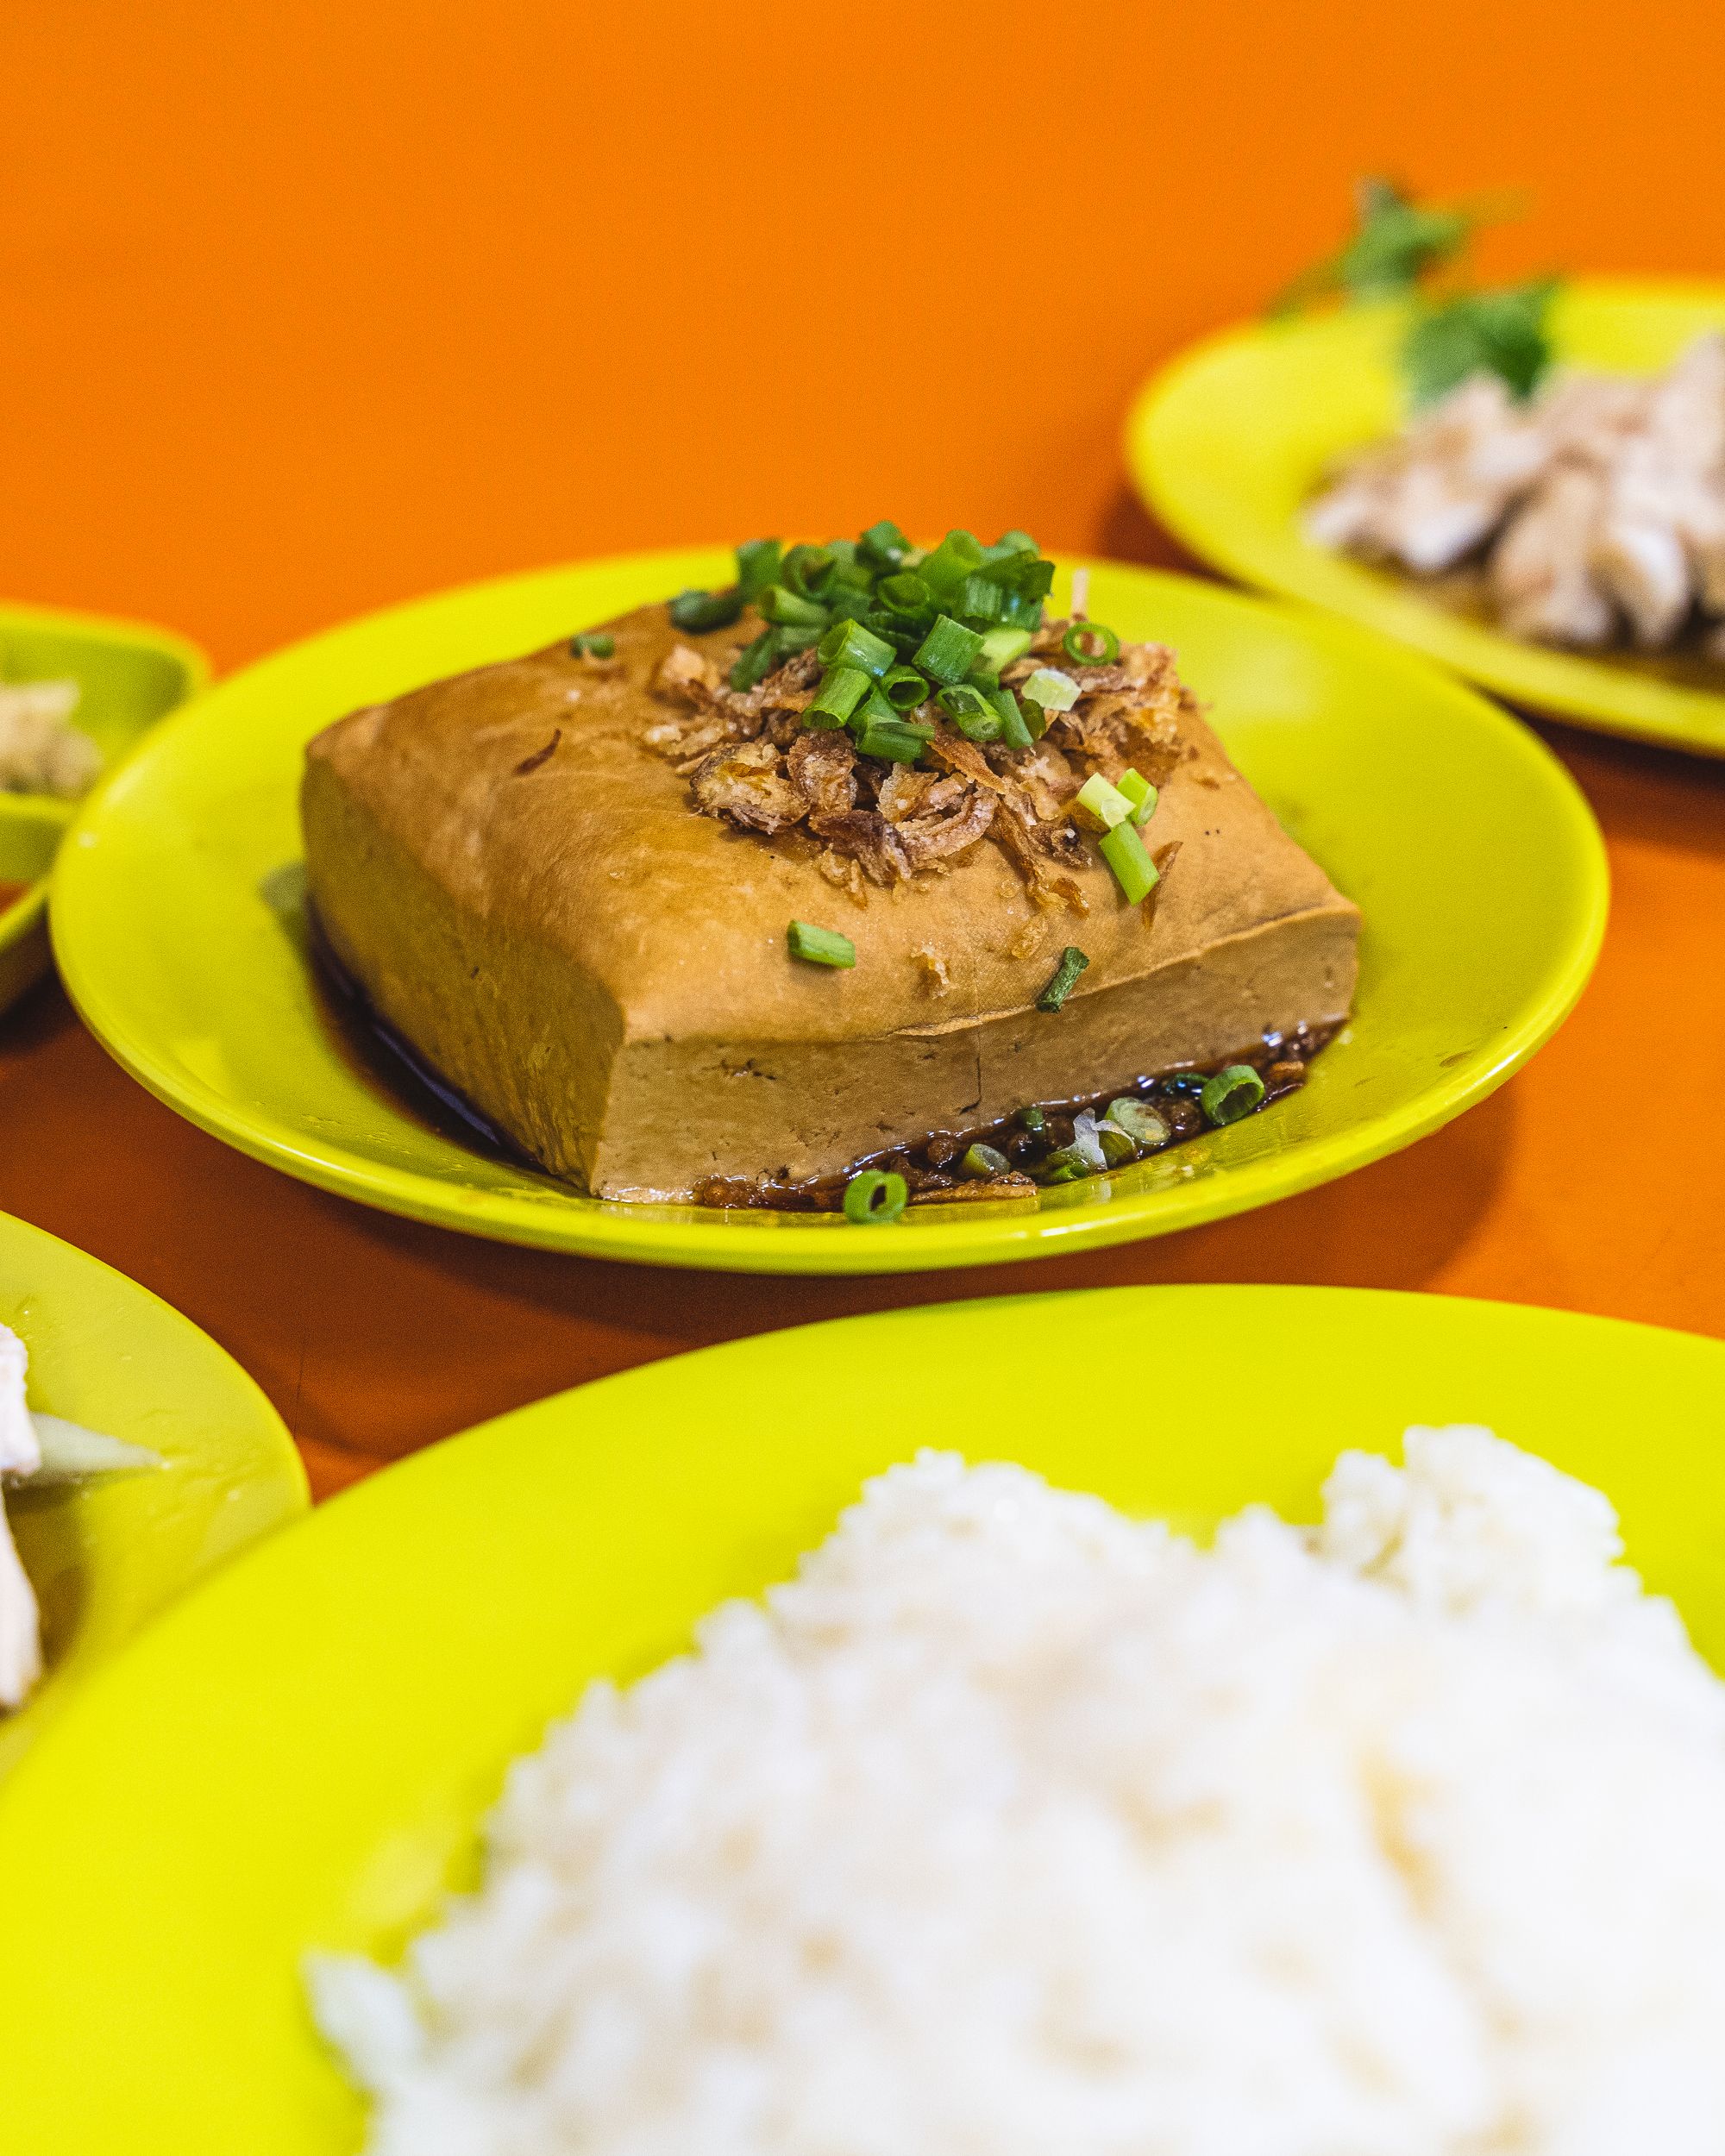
51 551 1606 1273
0 1284 1721 2153
1128 278 1725 755
0 600 209 1012
0 1207 306 1774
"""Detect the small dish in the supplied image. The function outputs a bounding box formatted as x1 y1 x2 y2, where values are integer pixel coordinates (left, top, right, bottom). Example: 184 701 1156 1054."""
50 552 1606 1273
0 1283 1718 2152
0 599 208 1013
1126 277 1725 755
0 1206 307 1774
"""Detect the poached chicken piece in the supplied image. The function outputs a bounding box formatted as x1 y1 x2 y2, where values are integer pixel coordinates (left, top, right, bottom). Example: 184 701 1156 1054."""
1308 333 1725 655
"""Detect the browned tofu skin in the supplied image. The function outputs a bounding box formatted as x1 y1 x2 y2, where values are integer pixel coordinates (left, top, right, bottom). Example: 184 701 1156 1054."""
302 602 1359 1200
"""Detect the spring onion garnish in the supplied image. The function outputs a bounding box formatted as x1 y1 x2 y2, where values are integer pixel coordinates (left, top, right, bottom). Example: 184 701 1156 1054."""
1070 772 1134 832
881 663 931 711
1096 1122 1138 1169
959 1142 1011 1180
914 614 986 686
975 625 1033 673
1201 1064 1267 1126
1021 667 1080 715
1035 1145 1089 1186
806 666 871 729
787 919 856 968
668 586 745 633
736 539 783 599
1117 768 1157 826
919 530 988 602
760 583 829 628
818 618 896 677
1104 1097 1170 1150
844 1169 908 1225
857 520 913 570
988 686 1033 749
1063 622 1120 666
1020 1105 1047 1133
781 543 837 599
1099 818 1159 905
854 719 930 764
1036 945 1088 1012
569 632 616 659
875 571 933 620
729 628 780 691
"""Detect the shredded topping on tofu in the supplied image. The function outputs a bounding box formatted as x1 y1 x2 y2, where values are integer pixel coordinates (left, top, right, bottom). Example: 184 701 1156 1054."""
645 621 1197 909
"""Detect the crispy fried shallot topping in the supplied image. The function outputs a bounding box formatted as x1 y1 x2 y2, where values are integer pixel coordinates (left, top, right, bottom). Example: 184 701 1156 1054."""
646 627 1200 906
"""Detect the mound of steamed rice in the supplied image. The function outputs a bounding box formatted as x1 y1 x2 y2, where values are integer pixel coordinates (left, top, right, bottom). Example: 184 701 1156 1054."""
311 1430 1725 2155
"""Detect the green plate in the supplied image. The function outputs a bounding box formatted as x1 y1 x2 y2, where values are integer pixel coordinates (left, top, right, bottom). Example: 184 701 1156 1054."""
0 600 209 1013
0 1284 1720 2153
0 1207 306 1775
1127 278 1725 755
52 551 1606 1274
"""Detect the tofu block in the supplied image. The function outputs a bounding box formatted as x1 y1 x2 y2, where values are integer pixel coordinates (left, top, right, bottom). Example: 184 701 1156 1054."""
303 602 1358 1200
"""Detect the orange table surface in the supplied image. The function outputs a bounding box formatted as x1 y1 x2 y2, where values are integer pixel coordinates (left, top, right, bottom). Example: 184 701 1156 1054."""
3 0 1722 1499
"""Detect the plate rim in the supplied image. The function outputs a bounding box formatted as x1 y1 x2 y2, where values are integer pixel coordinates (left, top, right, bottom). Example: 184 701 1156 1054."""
1126 273 1725 755
51 552 1609 1275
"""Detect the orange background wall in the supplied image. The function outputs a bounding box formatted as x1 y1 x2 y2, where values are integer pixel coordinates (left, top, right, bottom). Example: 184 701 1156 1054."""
6 2 1722 672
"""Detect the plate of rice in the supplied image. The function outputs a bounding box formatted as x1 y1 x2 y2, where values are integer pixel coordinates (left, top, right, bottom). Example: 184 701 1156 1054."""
3 1283 1725 2155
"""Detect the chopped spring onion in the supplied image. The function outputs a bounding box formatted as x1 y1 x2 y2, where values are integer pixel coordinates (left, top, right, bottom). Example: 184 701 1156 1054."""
988 685 1033 749
918 529 987 601
1096 1122 1138 1169
858 519 913 570
781 542 837 599
1098 818 1159 905
668 586 744 633
1117 768 1158 825
806 666 871 728
1020 1104 1047 1133
1070 772 1135 831
1063 621 1120 665
729 628 779 690
736 538 783 599
876 571 934 619
569 631 616 658
844 1168 908 1225
1022 667 1080 714
818 617 897 677
1036 944 1088 1012
881 663 931 711
987 529 1039 560
787 919 856 968
851 683 900 728
914 614 985 686
959 1142 1012 1180
1103 1097 1170 1150
855 718 930 764
975 625 1033 672
759 583 829 627
1034 1145 1090 1186
1201 1064 1267 1126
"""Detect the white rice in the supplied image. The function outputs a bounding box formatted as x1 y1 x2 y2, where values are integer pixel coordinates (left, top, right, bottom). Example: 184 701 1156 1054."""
312 1430 1725 2155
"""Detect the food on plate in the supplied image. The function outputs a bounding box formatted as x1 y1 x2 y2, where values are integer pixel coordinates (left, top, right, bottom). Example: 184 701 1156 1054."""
303 527 1358 1209
311 1428 1725 2155
1309 333 1725 657
0 677 101 799
0 1319 157 1711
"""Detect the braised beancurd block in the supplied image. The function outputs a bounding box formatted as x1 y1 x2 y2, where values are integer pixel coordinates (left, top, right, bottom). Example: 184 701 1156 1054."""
303 571 1358 1203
